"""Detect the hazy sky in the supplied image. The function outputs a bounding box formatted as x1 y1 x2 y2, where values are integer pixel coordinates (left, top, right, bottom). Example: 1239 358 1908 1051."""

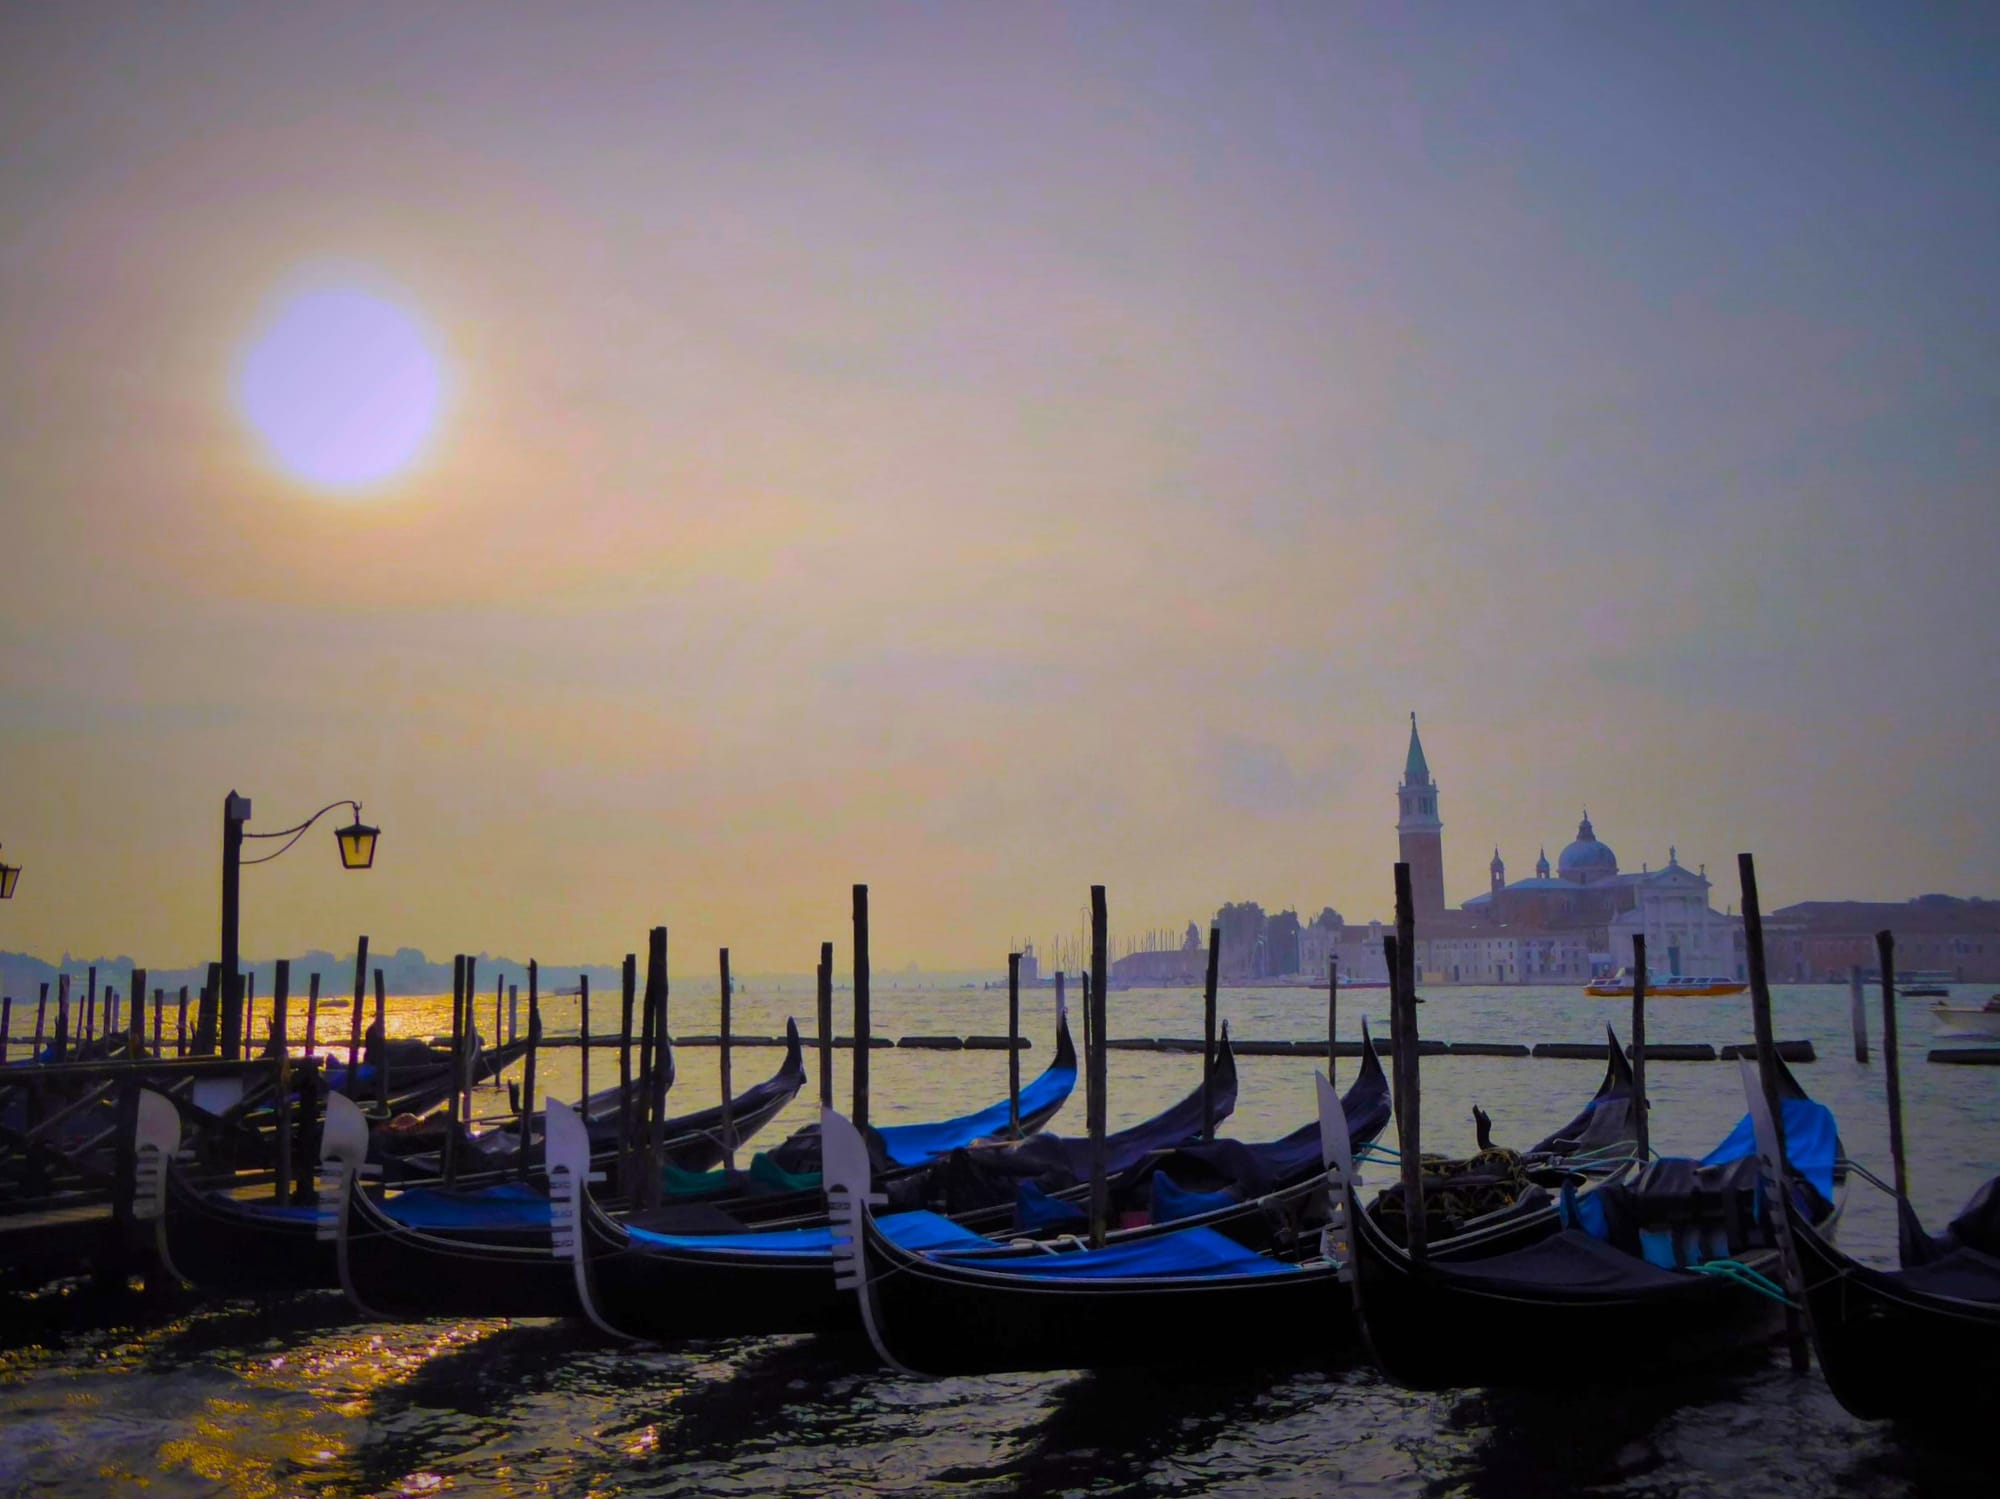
4 3 1996 975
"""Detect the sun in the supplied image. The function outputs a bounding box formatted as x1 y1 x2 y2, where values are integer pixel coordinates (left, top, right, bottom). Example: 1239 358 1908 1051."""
236 284 447 493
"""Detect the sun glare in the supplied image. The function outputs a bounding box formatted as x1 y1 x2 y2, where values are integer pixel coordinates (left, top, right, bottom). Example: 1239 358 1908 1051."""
236 285 446 493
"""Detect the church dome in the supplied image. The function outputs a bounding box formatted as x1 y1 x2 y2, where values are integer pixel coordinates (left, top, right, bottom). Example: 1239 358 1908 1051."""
1557 814 1618 883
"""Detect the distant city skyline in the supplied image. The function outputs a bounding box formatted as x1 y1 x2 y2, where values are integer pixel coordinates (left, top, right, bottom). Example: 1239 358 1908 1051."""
4 5 1996 971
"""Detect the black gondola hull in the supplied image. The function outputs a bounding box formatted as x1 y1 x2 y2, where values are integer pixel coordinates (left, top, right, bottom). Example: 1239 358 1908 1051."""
1347 1185 1827 1390
853 1209 1351 1377
338 1179 578 1320
1792 1214 2000 1423
579 1196 850 1340
160 1165 338 1293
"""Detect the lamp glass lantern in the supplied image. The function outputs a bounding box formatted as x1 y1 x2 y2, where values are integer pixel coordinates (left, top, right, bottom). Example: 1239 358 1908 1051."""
0 852 18 900
335 818 380 871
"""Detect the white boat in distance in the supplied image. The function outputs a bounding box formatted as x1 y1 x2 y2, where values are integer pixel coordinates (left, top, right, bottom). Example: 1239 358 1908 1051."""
1930 999 2000 1040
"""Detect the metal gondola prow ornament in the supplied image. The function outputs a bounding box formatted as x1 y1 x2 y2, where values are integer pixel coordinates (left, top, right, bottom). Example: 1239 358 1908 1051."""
822 1107 920 1377
545 1095 629 1341
1316 1069 1360 1279
132 1088 182 1222
1738 1058 1808 1317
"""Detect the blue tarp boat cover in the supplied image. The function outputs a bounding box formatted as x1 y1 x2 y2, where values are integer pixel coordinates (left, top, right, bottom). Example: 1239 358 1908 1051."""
1150 1171 1241 1225
626 1209 992 1257
384 1181 553 1231
1699 1096 1839 1205
875 1053 1079 1167
1017 1179 1090 1231
935 1223 1300 1281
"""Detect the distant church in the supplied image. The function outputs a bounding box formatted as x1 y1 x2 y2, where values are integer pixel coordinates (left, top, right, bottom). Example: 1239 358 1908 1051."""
1396 716 1746 984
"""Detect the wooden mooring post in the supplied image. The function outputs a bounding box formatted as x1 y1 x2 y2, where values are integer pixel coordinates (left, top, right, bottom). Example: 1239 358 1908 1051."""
817 942 834 1111
1738 851 1809 1374
176 985 189 1056
345 937 369 1097
55 974 70 1062
445 955 466 1185
1007 951 1022 1135
1201 926 1221 1141
1393 861 1426 1259
1849 964 1869 1065
577 973 592 1104
194 961 221 1056
1630 936 1650 1161
305 971 321 1053
519 961 541 1181
718 948 735 1172
272 960 292 1204
127 969 146 1059
1326 955 1339 1088
645 927 671 1211
1876 931 1909 1203
153 988 165 1056
33 982 49 1058
618 953 636 1196
1088 884 1109 1249
853 885 872 1130
373 971 389 1113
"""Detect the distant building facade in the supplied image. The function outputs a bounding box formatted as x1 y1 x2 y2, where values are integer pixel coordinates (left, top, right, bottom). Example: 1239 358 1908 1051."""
1758 896 2000 982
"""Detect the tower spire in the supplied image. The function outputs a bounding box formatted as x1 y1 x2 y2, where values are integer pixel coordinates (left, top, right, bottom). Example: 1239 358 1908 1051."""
1405 712 1431 785
1395 715 1447 920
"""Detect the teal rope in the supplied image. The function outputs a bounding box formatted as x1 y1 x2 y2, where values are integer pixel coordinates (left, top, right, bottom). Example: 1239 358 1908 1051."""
1689 1257 1795 1306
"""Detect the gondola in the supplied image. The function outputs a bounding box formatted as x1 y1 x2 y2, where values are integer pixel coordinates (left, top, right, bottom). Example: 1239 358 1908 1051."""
318 1026 535 1119
375 1018 809 1184
911 1025 1239 1227
654 1002 1080 1223
1346 1057 1844 1390
1526 1024 1636 1160
1788 1178 2000 1422
1138 1022 1390 1223
312 1013 1075 1322
319 1089 580 1320
550 1044 1370 1347
817 1078 1364 1377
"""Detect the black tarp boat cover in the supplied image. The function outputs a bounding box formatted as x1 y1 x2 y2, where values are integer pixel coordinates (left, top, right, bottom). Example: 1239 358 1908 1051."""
1527 1026 1634 1157
908 1030 1243 1217
1143 1022 1392 1206
1902 1174 2000 1267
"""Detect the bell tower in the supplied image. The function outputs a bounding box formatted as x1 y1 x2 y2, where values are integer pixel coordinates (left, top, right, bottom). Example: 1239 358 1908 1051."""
1396 713 1448 919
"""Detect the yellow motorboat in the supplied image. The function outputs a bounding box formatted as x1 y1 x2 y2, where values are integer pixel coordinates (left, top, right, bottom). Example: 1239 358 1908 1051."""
1584 969 1747 998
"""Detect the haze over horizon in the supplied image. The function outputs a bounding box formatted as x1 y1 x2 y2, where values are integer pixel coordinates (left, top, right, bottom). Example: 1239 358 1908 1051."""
4 4 1996 974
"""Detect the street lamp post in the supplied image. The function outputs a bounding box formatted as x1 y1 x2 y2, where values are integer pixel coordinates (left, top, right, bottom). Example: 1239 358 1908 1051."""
213 791 379 1059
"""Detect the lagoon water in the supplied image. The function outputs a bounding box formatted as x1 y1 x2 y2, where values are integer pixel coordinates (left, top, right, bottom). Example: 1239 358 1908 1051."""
3 980 1992 1496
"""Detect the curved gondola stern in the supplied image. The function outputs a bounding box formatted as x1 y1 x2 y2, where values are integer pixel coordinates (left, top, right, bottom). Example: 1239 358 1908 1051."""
823 1107 922 1378
1603 1024 1634 1093
318 1088 392 1321
546 1095 631 1341
1344 1018 1392 1148
1052 992 1077 1074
